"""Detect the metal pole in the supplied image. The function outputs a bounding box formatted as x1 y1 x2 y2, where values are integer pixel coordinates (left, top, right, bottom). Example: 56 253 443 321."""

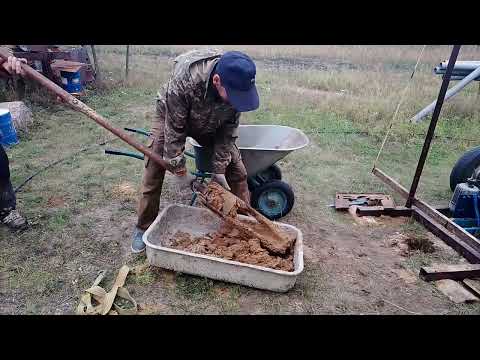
125 45 130 81
411 63 480 123
90 45 102 83
405 45 461 208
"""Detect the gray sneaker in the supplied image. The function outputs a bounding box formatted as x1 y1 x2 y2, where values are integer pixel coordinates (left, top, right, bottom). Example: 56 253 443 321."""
1 209 27 230
131 227 146 253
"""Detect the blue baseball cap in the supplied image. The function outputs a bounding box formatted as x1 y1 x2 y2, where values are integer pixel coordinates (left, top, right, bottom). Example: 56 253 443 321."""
215 51 259 112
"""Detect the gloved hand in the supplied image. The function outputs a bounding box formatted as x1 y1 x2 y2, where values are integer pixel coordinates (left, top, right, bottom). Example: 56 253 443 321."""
211 173 231 191
167 154 187 176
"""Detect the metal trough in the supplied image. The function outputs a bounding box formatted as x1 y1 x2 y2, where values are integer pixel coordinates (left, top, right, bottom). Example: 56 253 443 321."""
143 204 304 292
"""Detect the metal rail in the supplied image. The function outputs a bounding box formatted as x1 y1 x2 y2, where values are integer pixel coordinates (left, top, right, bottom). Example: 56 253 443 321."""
406 45 461 208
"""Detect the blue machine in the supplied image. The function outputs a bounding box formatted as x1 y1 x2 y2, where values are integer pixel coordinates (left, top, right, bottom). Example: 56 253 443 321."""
450 179 480 235
60 70 83 93
0 108 19 147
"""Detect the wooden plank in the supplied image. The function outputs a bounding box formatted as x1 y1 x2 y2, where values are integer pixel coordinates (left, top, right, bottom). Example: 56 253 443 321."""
435 279 479 303
413 208 480 264
372 167 409 198
335 192 395 210
463 278 480 297
420 264 480 281
373 167 480 257
415 201 480 253
435 207 451 216
356 206 412 217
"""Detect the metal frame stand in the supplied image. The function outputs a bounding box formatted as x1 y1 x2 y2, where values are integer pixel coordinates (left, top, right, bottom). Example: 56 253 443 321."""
367 45 480 263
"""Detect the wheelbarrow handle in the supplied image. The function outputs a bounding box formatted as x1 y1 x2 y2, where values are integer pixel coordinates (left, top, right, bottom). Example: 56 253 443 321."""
105 148 145 160
184 150 195 158
124 127 151 137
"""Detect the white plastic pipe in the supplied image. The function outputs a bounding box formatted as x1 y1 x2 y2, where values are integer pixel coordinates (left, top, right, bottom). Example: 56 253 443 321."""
411 65 480 123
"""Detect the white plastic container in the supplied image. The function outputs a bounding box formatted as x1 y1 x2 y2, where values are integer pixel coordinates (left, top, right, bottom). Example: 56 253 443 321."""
143 204 304 292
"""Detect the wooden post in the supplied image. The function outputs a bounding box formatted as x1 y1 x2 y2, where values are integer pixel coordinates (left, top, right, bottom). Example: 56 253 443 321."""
125 45 130 82
90 45 102 84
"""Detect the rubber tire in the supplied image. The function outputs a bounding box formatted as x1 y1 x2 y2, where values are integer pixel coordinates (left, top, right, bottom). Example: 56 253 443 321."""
450 146 480 191
251 180 295 220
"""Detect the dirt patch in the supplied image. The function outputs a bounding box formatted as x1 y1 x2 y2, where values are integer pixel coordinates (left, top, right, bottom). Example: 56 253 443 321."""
388 232 436 256
46 196 66 208
393 269 418 284
405 236 435 253
169 221 296 272
111 182 137 201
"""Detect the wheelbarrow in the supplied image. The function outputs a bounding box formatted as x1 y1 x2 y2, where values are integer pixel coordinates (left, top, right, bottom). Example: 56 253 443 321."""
105 125 309 220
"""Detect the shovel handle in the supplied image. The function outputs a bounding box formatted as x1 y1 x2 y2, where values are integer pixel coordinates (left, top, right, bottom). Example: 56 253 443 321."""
0 47 175 174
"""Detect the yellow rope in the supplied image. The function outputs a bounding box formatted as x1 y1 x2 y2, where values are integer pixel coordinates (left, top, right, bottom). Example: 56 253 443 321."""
372 45 427 171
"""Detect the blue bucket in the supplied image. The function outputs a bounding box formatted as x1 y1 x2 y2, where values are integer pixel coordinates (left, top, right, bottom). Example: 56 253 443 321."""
60 70 83 93
0 109 19 147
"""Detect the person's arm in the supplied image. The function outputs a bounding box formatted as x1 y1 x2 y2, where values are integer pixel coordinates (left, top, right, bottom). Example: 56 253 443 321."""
210 112 241 187
163 78 191 176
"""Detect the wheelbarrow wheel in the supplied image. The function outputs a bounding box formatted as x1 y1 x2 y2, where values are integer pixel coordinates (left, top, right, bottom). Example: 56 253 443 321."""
251 180 294 220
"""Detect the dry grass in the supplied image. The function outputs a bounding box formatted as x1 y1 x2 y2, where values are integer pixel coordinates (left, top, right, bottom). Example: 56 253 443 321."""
93 45 480 141
2 45 480 314
100 45 480 65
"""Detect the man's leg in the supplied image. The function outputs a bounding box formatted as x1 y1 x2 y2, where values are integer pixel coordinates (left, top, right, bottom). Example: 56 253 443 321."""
131 103 166 253
225 145 250 204
0 145 26 230
136 136 166 230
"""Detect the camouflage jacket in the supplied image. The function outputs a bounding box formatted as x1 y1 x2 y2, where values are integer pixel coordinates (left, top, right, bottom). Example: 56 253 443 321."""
157 48 241 174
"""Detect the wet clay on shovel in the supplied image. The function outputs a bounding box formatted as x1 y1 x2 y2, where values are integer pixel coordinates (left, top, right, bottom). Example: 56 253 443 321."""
198 182 293 255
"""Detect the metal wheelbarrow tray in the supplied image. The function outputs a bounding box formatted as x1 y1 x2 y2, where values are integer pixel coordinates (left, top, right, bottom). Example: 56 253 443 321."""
143 204 304 292
188 124 309 176
188 125 309 220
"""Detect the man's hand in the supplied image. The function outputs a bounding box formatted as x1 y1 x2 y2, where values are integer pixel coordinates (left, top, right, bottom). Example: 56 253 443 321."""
2 56 27 76
211 173 231 191
167 154 187 176
1 56 64 104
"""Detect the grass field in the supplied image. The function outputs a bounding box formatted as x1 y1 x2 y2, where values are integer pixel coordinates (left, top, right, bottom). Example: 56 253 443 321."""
1 45 479 314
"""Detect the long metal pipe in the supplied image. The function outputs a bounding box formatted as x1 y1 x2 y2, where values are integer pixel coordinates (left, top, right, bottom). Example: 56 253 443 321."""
438 60 480 71
434 68 473 75
411 64 480 123
406 45 461 208
449 75 480 81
